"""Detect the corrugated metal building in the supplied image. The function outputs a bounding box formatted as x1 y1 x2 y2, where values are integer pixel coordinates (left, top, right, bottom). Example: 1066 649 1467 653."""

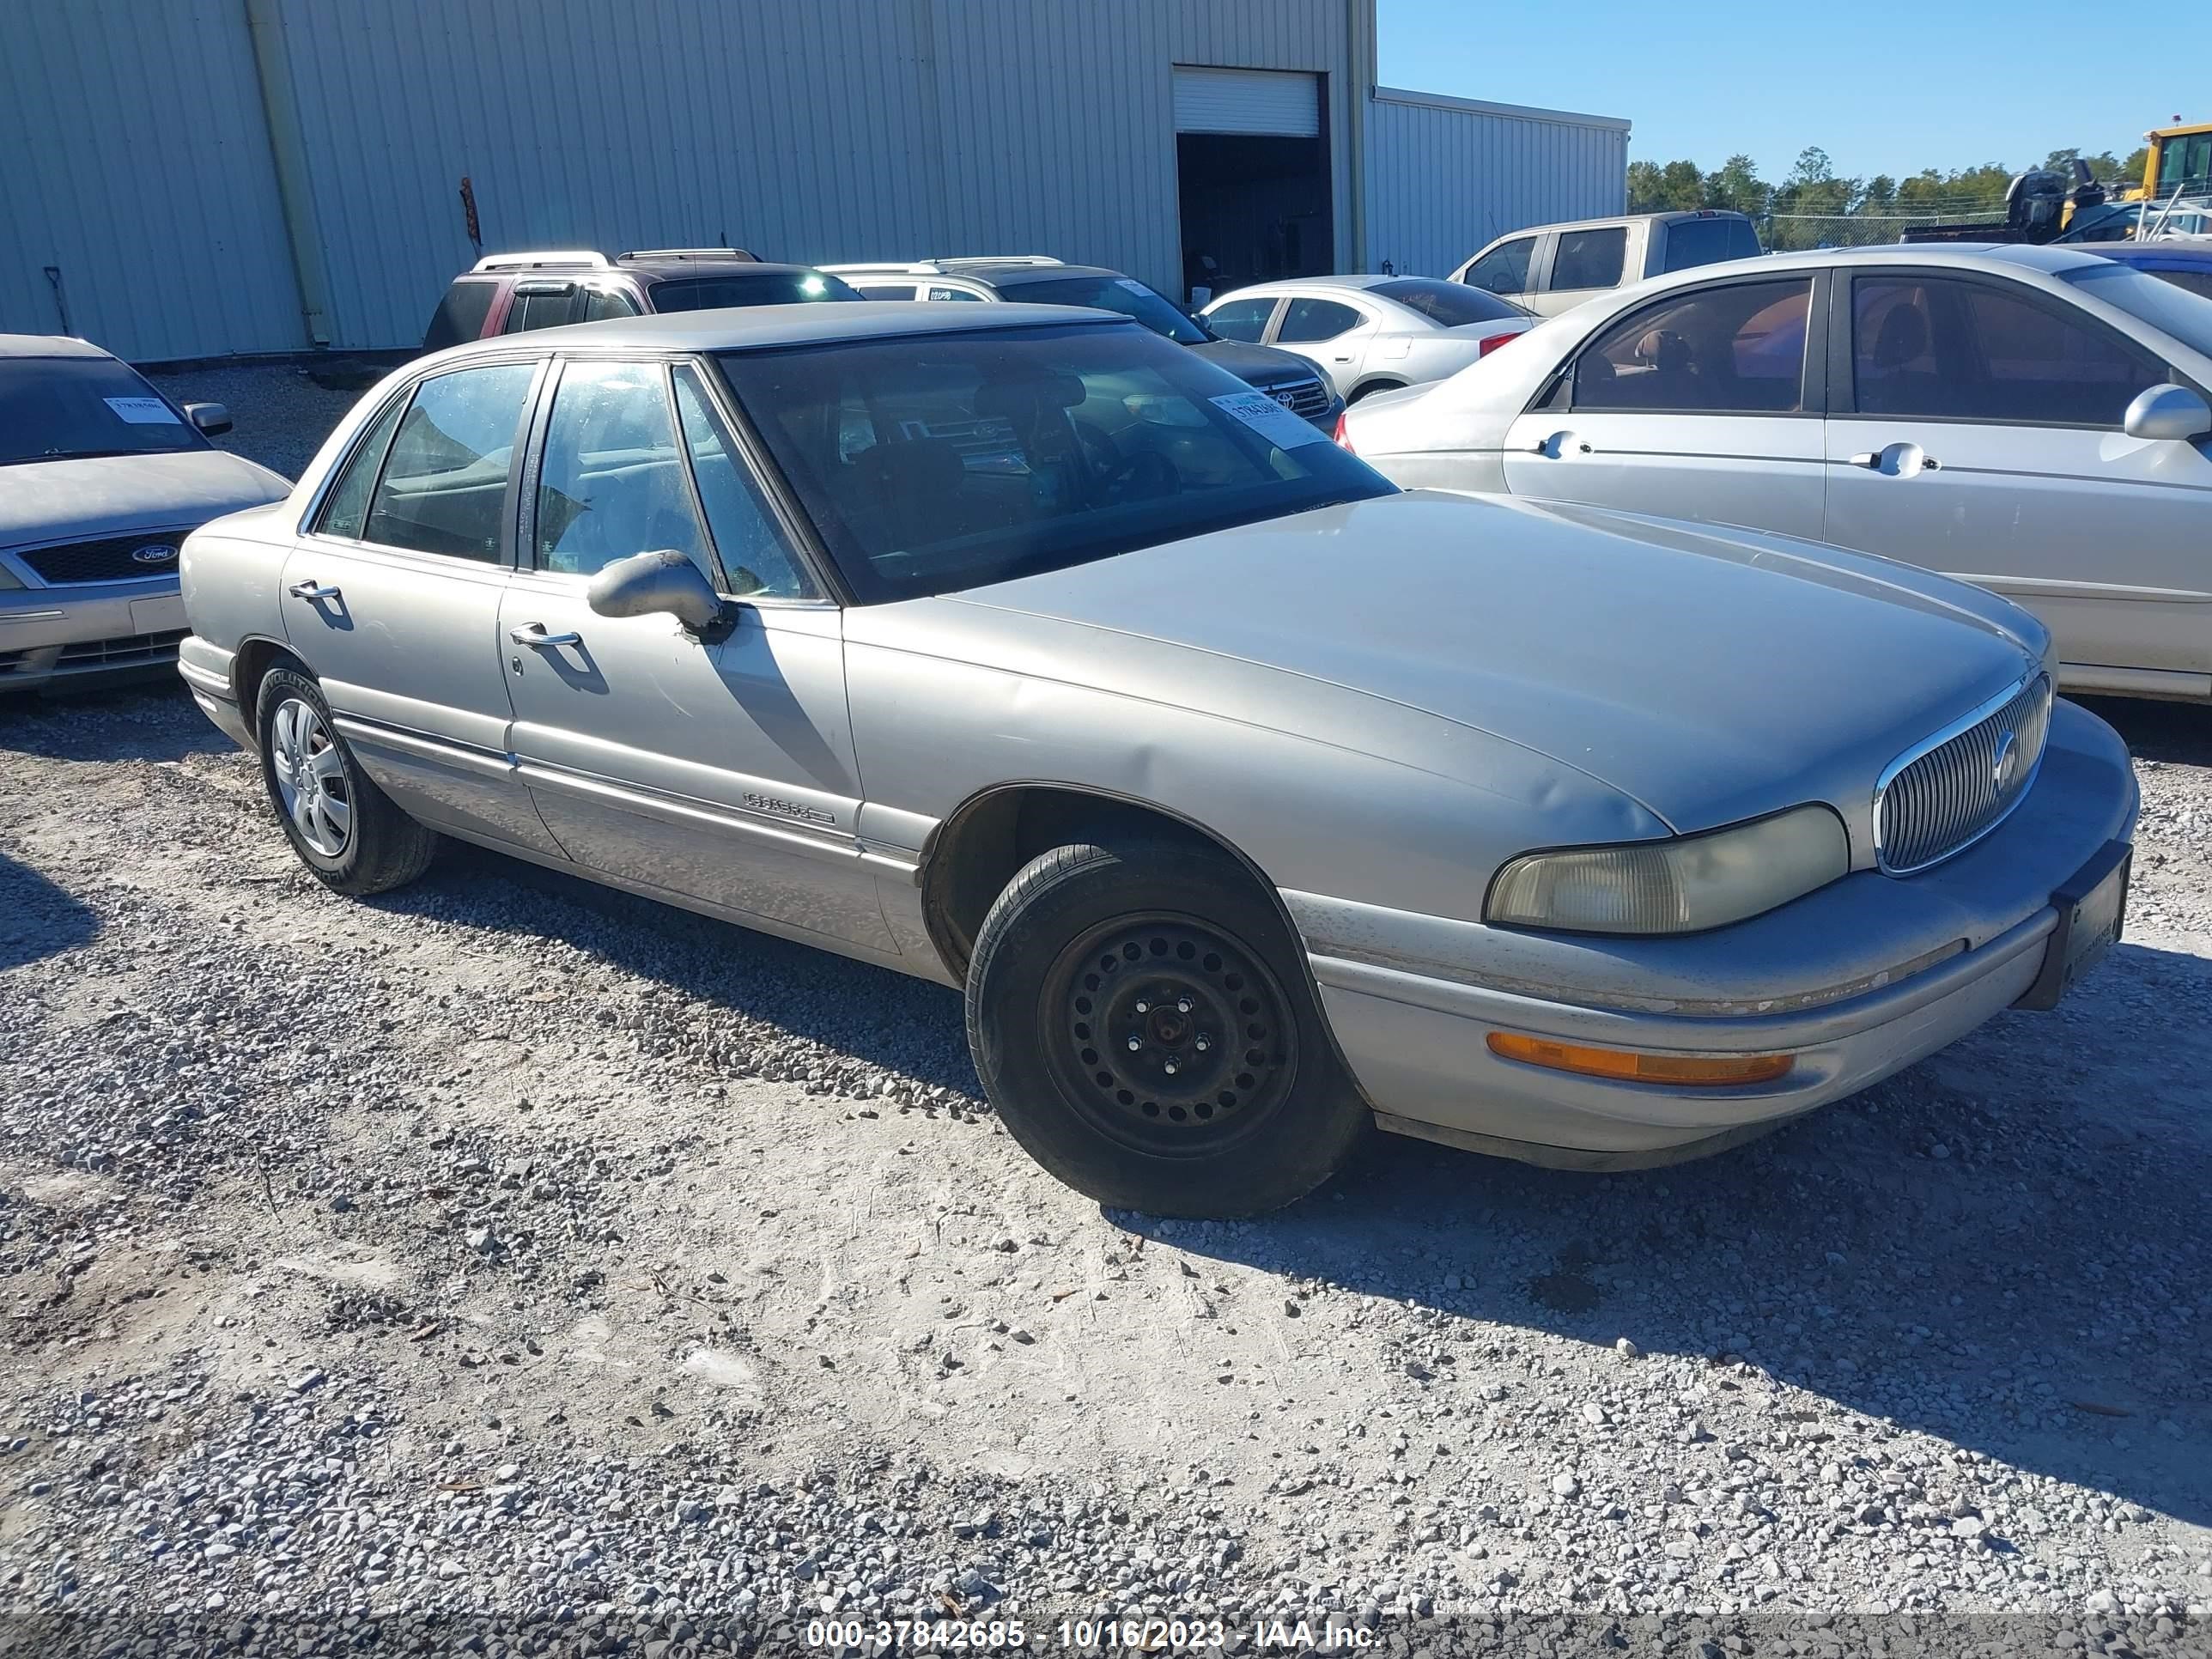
0 0 1627 363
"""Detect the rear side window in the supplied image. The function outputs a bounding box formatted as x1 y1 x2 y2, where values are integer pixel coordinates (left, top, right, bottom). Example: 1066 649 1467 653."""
1572 277 1814 413
364 363 538 561
1205 295 1278 342
1276 298 1364 343
1853 276 2164 425
1550 227 1627 291
314 390 410 539
1371 277 1525 326
422 281 496 350
1459 236 1534 295
502 287 580 334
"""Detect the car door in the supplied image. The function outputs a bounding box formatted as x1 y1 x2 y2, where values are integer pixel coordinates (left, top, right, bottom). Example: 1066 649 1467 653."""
1502 272 1829 539
1271 296 1377 400
1451 234 1541 310
1824 268 2212 690
497 355 895 951
280 358 564 854
1533 225 1630 317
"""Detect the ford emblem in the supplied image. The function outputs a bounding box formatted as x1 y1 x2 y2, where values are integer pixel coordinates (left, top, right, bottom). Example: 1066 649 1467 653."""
129 543 178 567
1991 730 2018 793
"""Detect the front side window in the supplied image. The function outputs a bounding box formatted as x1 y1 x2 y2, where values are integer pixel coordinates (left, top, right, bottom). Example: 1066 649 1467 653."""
1572 278 1814 414
1204 295 1278 342
363 362 538 561
580 287 642 322
647 271 860 311
0 356 205 466
994 275 1210 344
671 365 815 599
1370 277 1526 327
315 389 410 540
1855 276 2164 425
1550 227 1628 291
1459 237 1534 295
717 323 1393 605
1276 298 1364 343
533 361 712 579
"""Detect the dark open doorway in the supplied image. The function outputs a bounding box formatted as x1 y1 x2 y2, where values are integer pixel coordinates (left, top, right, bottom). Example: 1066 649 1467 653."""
1176 132 1334 305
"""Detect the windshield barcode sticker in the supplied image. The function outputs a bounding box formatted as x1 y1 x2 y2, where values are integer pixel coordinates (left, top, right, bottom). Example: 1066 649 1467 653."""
104 397 182 425
1211 390 1325 449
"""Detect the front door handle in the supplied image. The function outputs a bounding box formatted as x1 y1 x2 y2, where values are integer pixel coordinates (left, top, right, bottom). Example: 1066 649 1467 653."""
287 580 341 600
1849 442 1941 475
508 624 583 647
1523 431 1590 455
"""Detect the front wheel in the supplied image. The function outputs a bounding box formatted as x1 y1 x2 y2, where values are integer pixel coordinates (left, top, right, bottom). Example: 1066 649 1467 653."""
965 836 1369 1217
255 666 437 895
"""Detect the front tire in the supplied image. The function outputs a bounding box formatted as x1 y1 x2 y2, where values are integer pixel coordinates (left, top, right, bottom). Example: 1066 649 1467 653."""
255 666 436 896
965 836 1369 1217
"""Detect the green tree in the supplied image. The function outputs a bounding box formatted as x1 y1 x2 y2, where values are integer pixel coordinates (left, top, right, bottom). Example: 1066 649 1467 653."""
1703 154 1770 217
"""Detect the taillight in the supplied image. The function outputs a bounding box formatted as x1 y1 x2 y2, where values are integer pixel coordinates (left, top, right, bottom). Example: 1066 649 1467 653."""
1333 410 1354 452
1476 331 1521 358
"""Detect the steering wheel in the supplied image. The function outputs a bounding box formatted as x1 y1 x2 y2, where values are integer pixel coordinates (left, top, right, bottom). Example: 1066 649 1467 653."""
1072 418 1181 501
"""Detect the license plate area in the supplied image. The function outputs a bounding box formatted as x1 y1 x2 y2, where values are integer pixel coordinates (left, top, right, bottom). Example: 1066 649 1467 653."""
2014 840 2130 1012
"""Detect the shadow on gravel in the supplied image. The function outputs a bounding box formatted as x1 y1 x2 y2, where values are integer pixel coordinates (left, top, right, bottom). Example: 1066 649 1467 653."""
0 847 99 968
0 682 233 764
1133 936 2212 1530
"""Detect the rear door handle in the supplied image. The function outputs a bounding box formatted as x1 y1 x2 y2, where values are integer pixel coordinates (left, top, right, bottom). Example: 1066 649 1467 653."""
1850 443 1940 473
287 580 341 600
508 624 583 647
1524 431 1589 455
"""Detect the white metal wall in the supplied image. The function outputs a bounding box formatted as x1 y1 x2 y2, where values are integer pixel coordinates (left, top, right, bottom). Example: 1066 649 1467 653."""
1364 87 1629 279
0 0 303 362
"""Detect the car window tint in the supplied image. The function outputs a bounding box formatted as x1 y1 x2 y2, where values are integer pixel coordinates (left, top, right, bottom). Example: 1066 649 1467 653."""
854 283 917 301
1276 299 1364 343
1854 276 2162 425
1572 278 1814 414
647 272 860 309
670 363 815 599
363 363 537 561
0 356 204 465
580 288 641 322
717 323 1392 605
502 288 578 334
1371 278 1525 325
1205 295 1277 342
1660 218 1741 274
1550 227 1627 291
926 286 983 302
422 281 497 350
315 389 410 540
1461 237 1534 295
533 361 712 579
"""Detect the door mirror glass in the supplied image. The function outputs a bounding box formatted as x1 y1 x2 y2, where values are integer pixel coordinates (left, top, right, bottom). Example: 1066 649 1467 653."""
586 549 733 638
2122 381 2212 441
184 401 232 435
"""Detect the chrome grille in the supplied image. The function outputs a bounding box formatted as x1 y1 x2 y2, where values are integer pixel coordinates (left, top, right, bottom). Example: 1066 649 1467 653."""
1266 377 1331 421
1874 673 2052 874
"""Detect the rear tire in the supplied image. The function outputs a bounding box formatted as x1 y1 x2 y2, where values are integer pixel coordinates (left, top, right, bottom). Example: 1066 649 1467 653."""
255 666 436 896
965 835 1369 1217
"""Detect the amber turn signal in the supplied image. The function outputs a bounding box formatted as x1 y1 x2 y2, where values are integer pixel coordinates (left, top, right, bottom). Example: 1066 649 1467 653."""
1485 1032 1792 1087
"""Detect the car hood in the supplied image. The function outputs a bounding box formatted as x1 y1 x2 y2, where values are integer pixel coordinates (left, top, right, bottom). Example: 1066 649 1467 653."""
912 490 2044 841
1188 337 1328 390
0 450 292 550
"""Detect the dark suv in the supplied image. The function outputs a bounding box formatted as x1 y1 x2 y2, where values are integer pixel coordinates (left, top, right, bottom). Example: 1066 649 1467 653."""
421 248 861 349
821 257 1343 428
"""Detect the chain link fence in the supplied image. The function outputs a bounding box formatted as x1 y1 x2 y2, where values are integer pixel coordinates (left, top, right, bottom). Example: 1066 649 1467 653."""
1762 210 2008 250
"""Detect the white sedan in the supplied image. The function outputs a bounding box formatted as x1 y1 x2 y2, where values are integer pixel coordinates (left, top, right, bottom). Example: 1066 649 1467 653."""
1200 275 1534 406
1340 244 2212 704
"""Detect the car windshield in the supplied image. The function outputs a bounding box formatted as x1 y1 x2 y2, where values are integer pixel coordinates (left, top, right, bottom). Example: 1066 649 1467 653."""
649 270 862 311
0 356 204 466
717 321 1394 605
2059 260 2212 358
996 275 1212 344
1371 277 1528 326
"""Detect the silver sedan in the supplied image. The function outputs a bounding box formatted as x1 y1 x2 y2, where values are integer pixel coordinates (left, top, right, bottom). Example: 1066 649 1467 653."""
1340 243 2212 704
179 302 2136 1216
1200 276 1534 405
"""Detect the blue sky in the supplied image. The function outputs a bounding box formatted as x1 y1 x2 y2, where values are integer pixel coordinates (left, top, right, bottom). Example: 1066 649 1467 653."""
1378 0 2211 182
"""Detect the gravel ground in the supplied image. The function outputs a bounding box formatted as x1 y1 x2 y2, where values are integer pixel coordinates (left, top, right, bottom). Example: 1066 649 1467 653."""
0 369 2207 1656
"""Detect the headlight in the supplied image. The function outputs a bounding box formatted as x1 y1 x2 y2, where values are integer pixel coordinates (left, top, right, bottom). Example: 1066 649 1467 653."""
1486 805 1850 935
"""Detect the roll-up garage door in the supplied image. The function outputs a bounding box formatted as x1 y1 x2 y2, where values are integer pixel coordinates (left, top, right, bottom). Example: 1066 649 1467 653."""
1171 67 1322 137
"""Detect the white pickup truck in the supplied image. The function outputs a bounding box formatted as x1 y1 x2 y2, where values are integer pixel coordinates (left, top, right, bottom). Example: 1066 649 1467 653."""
1449 210 1763 316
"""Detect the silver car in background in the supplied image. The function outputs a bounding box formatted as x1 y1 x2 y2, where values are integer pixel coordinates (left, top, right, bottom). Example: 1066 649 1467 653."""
1 335 289 693
1200 275 1534 404
1342 243 2212 703
178 303 2136 1217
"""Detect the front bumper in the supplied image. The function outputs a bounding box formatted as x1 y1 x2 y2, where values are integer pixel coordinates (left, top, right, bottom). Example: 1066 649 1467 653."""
1289 698 2140 1166
0 579 191 690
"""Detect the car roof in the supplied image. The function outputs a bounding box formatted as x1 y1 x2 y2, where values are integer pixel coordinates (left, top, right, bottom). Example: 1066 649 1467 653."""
1488 210 1754 240
1206 275 1425 299
0 333 114 361
420 301 1131 362
626 258 823 280
948 263 1126 289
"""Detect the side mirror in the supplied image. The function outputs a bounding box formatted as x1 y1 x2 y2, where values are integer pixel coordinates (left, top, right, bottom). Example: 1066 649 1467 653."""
2123 383 2212 441
184 401 233 435
586 550 735 641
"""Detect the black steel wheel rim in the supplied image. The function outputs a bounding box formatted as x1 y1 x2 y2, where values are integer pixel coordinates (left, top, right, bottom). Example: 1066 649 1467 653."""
1039 910 1299 1158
